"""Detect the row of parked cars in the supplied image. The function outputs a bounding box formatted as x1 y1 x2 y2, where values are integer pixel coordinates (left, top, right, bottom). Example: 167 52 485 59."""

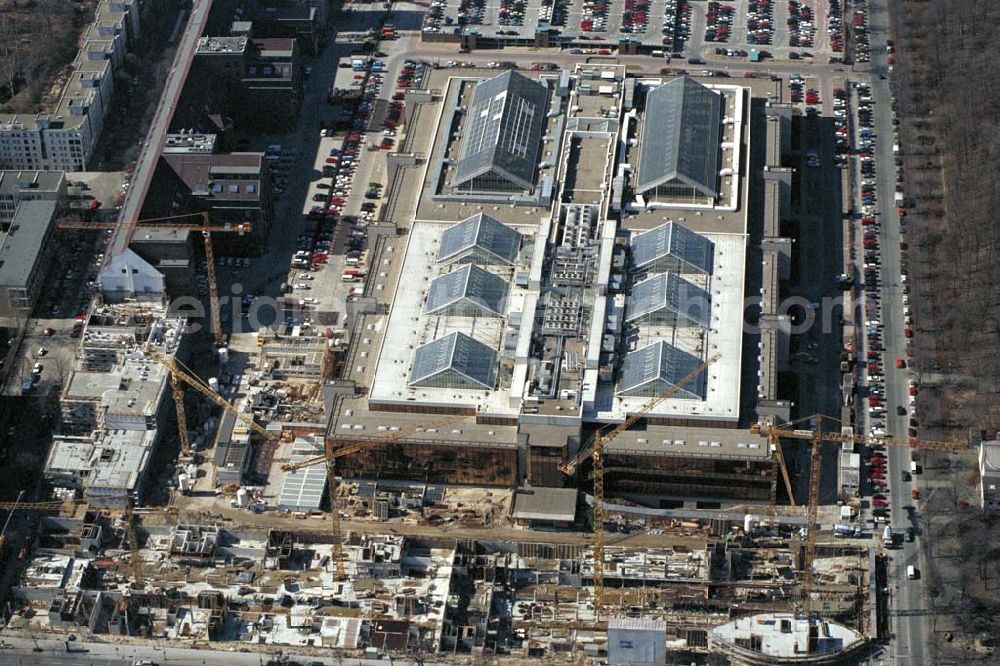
704 2 733 42
745 0 773 45
852 0 870 63
580 0 609 32
539 0 569 26
828 0 843 55
498 0 527 25
853 81 918 446
787 0 814 48
855 80 888 435
423 0 454 32
266 146 298 199
788 74 818 104
621 0 650 34
832 87 850 167
663 0 690 51
714 47 749 57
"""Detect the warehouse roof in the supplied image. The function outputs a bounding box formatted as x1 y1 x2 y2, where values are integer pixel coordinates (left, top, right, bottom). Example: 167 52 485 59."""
453 70 548 192
512 487 578 523
277 438 328 510
618 341 707 398
630 222 714 275
425 264 510 317
409 331 498 390
0 200 58 288
636 77 722 198
436 213 522 265
626 272 711 328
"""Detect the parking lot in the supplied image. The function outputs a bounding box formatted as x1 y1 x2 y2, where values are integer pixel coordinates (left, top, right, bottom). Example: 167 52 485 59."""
223 17 432 336
690 0 842 62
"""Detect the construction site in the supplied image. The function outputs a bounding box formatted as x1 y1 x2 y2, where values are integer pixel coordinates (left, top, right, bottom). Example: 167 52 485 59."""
6 503 881 662
0 59 974 666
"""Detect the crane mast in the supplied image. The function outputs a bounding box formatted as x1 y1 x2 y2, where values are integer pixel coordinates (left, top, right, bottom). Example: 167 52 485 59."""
751 417 967 582
282 414 469 581
585 354 720 614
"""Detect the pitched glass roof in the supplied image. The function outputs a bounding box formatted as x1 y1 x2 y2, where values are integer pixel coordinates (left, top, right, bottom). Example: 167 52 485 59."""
437 213 522 265
453 70 549 191
425 264 510 317
626 272 711 327
409 331 499 390
618 341 706 398
631 222 714 274
636 77 722 198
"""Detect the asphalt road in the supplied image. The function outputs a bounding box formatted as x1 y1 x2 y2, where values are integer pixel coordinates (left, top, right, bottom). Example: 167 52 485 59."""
396 39 851 79
111 0 215 256
793 110 849 505
862 0 929 661
0 636 433 665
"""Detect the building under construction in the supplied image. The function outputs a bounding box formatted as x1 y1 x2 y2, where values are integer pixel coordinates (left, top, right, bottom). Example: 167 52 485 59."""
7 514 873 662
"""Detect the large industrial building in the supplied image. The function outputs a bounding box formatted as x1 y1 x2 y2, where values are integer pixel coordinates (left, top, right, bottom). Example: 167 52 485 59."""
328 66 794 507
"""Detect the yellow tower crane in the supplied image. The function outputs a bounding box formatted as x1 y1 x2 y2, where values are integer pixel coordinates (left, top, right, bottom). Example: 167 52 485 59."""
281 414 469 581
560 354 721 615
0 498 170 587
143 346 279 447
750 417 968 585
124 501 144 587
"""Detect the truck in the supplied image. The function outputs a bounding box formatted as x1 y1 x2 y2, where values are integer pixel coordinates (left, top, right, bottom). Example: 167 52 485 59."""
834 524 859 538
882 525 894 547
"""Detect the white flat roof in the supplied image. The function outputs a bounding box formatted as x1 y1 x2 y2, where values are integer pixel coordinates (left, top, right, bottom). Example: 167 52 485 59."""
593 231 746 423
368 219 537 416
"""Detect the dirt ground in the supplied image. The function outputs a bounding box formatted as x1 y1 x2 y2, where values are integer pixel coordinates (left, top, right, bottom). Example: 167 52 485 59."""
0 0 95 112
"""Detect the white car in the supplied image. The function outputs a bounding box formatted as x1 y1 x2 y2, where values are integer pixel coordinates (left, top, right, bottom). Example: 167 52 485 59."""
297 273 314 280
294 283 311 290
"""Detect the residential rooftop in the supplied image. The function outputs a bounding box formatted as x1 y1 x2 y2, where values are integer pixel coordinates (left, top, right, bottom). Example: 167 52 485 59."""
0 200 59 287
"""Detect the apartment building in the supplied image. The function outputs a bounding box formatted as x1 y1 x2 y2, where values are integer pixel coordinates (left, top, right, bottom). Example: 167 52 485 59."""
0 171 66 226
0 200 60 321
